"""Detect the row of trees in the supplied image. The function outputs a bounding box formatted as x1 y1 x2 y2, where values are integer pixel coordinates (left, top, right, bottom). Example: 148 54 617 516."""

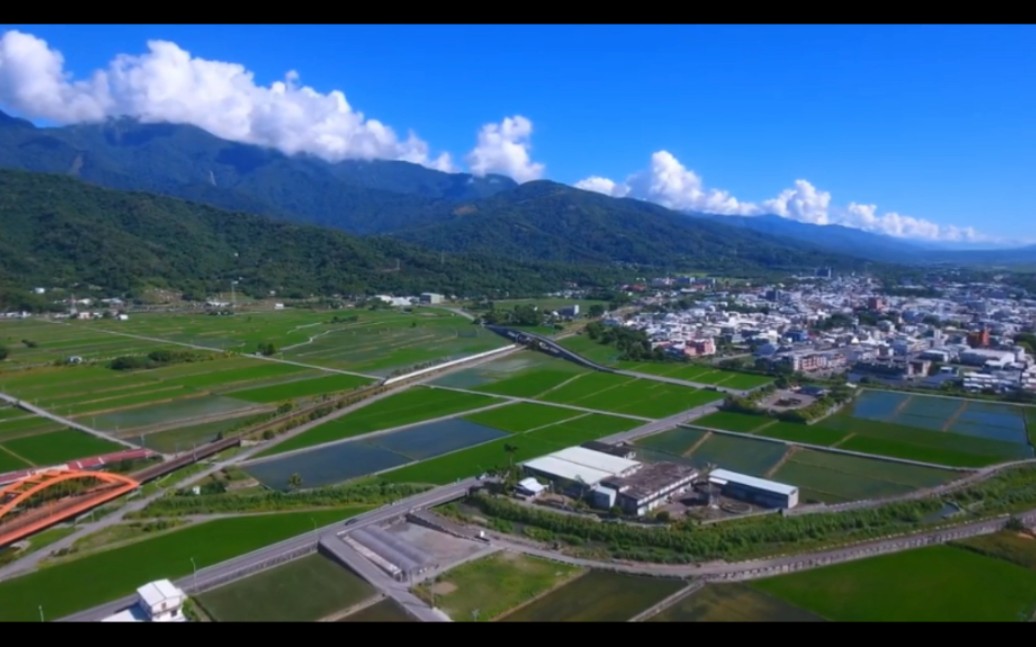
109 348 213 371
583 321 661 362
134 481 433 517
463 464 1036 563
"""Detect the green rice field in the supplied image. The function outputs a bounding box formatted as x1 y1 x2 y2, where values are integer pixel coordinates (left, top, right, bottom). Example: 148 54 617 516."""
415 551 584 621
256 387 502 458
197 553 376 622
337 599 413 622
498 571 686 622
143 414 265 454
0 507 369 621
535 372 722 418
753 545 1036 621
88 395 263 434
1 429 124 466
462 402 588 433
636 427 788 475
429 352 578 391
771 449 959 504
647 583 824 622
227 374 371 403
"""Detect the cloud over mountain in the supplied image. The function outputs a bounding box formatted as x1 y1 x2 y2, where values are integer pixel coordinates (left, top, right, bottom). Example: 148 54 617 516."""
576 152 987 242
466 115 545 183
0 30 455 172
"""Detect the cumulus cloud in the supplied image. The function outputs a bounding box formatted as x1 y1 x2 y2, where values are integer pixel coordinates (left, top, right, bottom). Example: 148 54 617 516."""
465 115 545 183
576 152 987 242
0 30 454 171
574 176 630 197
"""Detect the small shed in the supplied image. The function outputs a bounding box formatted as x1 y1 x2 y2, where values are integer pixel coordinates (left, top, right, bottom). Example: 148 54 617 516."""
516 477 546 497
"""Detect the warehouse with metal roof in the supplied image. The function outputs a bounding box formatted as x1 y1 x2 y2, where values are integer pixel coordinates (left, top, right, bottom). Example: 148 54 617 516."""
521 447 642 496
709 468 799 509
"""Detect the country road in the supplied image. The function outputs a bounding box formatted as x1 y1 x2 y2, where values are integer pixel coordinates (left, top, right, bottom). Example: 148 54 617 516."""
59 478 481 622
485 507 1036 582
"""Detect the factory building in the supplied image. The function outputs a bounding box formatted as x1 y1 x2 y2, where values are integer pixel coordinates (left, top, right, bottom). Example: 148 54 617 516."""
521 447 641 497
580 440 637 460
709 469 799 509
419 292 444 304
598 462 699 516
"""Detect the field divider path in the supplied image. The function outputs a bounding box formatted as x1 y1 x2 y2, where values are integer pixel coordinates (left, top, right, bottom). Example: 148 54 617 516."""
628 581 704 622
942 400 969 432
317 594 384 622
0 391 139 450
681 431 713 458
279 330 334 353
765 446 799 479
47 321 378 380
240 400 516 466
422 384 653 423
0 444 33 466
533 373 590 399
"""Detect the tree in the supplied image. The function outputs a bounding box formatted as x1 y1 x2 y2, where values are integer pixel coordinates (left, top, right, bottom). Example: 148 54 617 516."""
258 342 277 356
0 345 7 361
588 304 606 318
1006 516 1026 532
287 472 303 490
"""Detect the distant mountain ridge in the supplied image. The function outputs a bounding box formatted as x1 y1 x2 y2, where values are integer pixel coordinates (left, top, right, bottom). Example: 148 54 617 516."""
3 110 1027 269
0 112 517 234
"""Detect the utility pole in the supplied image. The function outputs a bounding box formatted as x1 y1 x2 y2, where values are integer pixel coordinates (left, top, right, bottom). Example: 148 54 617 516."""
190 557 198 592
38 605 44 623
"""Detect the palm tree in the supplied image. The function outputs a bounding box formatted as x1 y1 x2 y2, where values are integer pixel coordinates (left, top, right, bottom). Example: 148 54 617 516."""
287 472 303 491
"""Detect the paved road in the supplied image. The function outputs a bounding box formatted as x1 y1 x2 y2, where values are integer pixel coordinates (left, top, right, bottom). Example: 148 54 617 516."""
597 404 720 444
320 537 451 622
487 507 1036 582
59 478 481 621
45 321 377 380
0 392 138 450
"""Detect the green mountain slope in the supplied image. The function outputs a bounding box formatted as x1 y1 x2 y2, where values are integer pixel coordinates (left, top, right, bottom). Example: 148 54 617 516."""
391 180 867 271
0 113 516 234
0 169 623 302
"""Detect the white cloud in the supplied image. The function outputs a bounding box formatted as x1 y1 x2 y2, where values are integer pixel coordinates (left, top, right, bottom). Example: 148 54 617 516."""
465 115 545 183
574 176 629 197
576 152 987 242
0 30 454 171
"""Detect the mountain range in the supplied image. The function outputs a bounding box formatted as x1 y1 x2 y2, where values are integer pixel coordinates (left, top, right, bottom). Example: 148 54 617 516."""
0 110 1030 280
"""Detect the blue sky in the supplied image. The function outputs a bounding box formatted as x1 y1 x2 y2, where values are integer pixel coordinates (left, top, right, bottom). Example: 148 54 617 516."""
1 24 1034 243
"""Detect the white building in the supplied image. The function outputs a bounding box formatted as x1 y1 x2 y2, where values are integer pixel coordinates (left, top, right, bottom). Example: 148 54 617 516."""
522 447 641 496
101 579 187 622
709 469 799 509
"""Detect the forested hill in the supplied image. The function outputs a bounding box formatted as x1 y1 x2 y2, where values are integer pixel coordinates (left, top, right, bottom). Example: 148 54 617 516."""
0 169 627 305
390 180 870 271
0 112 516 234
